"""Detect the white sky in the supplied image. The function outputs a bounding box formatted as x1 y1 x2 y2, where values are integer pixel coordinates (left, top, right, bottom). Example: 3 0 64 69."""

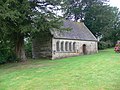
109 0 120 9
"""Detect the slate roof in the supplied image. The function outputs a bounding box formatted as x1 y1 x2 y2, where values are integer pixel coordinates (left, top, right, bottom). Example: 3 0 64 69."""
50 20 97 41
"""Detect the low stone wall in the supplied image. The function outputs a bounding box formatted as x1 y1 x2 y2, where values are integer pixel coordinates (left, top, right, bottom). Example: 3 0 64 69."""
52 38 98 59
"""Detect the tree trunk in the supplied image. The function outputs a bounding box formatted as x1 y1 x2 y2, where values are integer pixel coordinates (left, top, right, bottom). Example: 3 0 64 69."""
15 33 26 62
74 14 78 22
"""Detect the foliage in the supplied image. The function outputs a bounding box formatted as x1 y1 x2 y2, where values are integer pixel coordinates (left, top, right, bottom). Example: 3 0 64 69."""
98 41 114 50
114 42 120 53
62 0 109 21
0 50 17 64
0 41 17 64
24 38 32 58
0 26 17 64
84 5 120 39
0 0 63 62
1 49 120 90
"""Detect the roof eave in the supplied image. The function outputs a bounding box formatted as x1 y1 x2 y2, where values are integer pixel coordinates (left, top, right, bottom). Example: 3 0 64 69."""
53 37 98 42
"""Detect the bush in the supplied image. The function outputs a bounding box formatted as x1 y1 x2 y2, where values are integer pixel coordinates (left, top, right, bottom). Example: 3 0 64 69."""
25 38 32 58
114 43 120 53
0 55 7 64
98 41 114 50
0 47 18 64
0 52 18 64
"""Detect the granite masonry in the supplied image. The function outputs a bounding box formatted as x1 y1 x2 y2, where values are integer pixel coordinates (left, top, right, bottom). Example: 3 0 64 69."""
32 20 98 59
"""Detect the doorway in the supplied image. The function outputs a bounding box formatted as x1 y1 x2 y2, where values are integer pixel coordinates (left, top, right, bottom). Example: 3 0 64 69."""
83 44 87 55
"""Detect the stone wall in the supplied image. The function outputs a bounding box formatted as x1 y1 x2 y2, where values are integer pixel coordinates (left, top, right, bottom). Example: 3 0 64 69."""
32 32 52 59
32 34 98 60
52 38 98 59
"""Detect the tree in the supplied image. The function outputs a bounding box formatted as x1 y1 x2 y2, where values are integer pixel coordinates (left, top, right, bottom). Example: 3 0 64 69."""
84 5 120 41
0 0 63 62
62 0 109 21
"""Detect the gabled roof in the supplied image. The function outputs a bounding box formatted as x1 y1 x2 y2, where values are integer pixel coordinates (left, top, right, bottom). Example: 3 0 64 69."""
50 20 97 41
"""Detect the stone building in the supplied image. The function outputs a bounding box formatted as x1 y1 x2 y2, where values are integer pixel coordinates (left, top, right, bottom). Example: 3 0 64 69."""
32 20 98 59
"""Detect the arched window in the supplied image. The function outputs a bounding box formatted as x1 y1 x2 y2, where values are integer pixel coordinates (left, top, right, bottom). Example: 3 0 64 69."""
65 42 68 51
61 41 64 51
69 42 72 51
73 42 76 51
56 41 60 51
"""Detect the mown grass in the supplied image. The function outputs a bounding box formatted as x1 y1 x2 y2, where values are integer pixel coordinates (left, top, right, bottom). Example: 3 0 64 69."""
0 48 120 90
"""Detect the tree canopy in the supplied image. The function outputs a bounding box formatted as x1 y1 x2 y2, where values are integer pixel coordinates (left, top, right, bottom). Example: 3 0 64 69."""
0 0 63 62
62 0 109 21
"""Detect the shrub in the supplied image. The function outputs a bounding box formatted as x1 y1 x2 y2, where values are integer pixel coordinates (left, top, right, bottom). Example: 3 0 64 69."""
25 38 32 58
114 44 120 53
0 51 18 64
98 41 114 50
0 46 18 64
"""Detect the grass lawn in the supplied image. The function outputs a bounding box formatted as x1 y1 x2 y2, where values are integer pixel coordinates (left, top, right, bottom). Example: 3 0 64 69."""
0 49 120 90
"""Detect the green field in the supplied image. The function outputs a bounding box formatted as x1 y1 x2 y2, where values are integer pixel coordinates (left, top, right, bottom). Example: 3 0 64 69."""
0 49 120 90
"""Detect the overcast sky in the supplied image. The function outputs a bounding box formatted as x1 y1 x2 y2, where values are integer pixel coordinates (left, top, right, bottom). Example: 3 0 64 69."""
109 0 120 9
